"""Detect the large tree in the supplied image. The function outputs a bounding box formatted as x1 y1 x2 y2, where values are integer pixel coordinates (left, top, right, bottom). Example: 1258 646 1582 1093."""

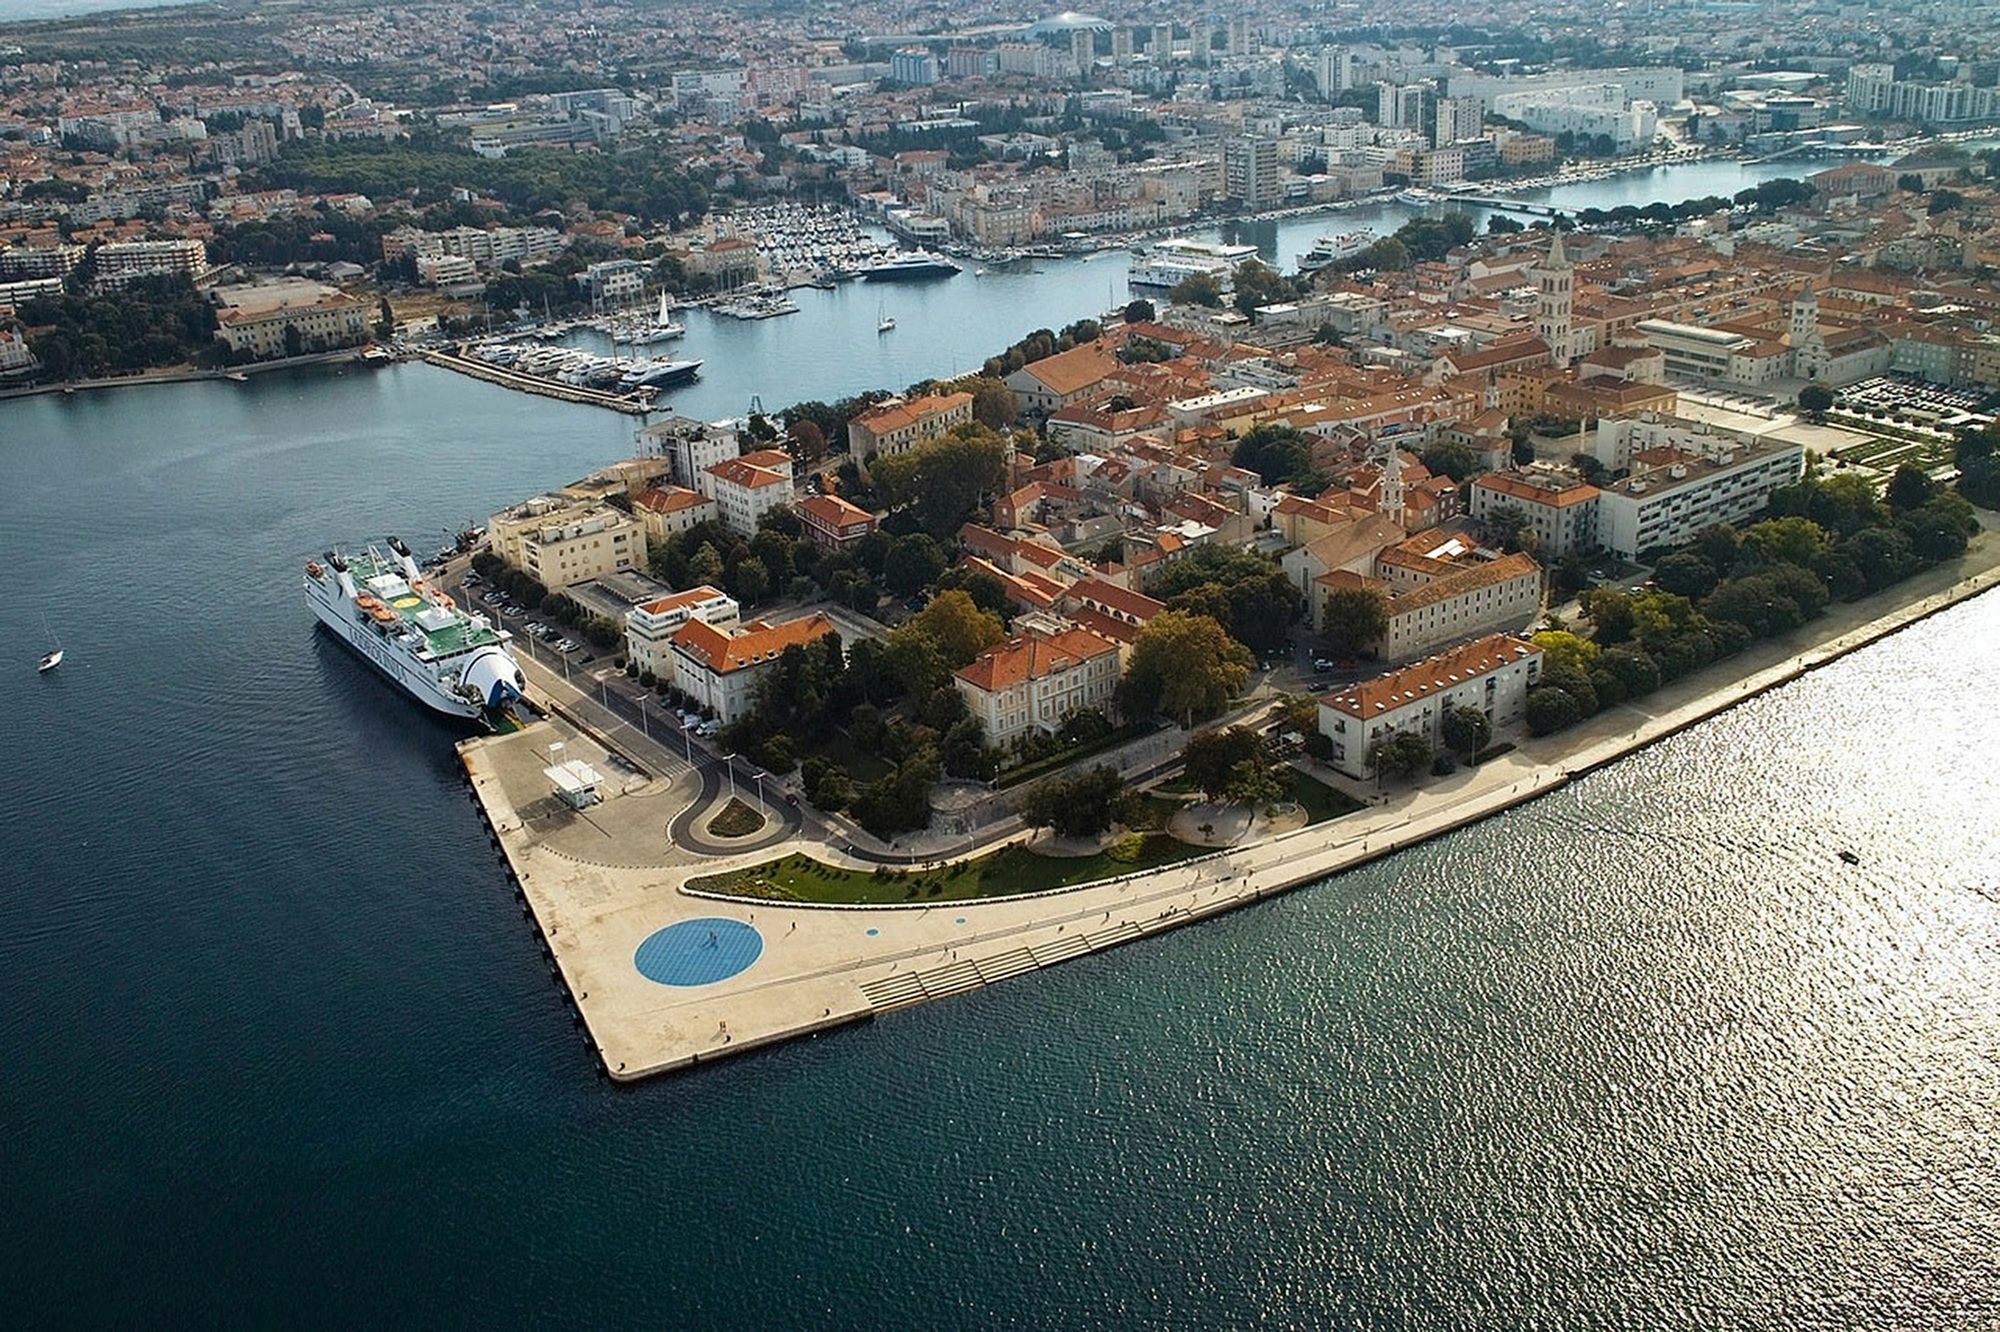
1580 588 1635 645
869 425 1010 537
1020 765 1124 839
882 532 946 596
1118 611 1254 725
1182 726 1266 799
900 589 1005 668
1150 544 1301 654
1320 585 1388 658
1530 629 1600 675
1367 731 1432 781
1439 705 1491 758
1651 551 1719 600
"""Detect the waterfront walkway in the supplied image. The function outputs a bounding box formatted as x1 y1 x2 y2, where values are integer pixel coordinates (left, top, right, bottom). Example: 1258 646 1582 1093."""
462 543 2000 1081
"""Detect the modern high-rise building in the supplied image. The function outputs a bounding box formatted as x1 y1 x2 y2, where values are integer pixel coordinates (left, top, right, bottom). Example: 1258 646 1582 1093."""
1071 27 1095 76
1223 135 1281 209
1433 96 1483 147
1377 81 1426 131
890 49 938 86
1316 46 1353 99
1151 24 1174 61
1111 26 1133 62
1226 17 1253 57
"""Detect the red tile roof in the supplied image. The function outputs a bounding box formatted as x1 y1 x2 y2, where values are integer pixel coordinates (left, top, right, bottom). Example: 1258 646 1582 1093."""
670 613 834 674
954 627 1119 692
1322 633 1539 718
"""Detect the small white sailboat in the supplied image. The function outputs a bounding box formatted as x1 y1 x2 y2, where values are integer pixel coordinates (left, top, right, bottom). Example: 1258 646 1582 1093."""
38 615 62 673
877 301 895 334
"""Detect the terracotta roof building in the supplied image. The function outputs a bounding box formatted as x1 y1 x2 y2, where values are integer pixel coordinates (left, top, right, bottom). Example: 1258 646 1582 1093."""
846 391 974 459
953 627 1120 747
1317 633 1542 779
668 612 837 723
796 492 879 550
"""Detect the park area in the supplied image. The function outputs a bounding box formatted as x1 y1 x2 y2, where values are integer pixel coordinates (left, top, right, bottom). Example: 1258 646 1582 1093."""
689 835 1208 906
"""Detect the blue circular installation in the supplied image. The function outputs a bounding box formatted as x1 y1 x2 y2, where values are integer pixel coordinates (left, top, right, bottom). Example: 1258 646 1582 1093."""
634 918 763 986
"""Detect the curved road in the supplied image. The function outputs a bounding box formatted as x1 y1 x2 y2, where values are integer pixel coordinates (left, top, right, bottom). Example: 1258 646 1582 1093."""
668 756 802 855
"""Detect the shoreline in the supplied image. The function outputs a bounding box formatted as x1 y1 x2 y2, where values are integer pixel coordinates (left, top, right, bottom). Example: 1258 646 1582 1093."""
460 541 2000 1082
0 347 372 402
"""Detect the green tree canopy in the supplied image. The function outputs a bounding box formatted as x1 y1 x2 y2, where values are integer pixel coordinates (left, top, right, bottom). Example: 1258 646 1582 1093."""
1182 726 1267 800
1320 585 1388 658
868 424 1010 537
1439 705 1491 757
1118 611 1254 724
1020 765 1124 839
899 589 1005 668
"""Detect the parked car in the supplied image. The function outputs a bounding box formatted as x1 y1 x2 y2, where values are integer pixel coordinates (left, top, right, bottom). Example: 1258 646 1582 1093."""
1312 657 1336 673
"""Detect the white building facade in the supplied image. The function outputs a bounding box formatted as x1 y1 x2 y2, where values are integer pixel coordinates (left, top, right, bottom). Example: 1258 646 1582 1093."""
1317 634 1543 779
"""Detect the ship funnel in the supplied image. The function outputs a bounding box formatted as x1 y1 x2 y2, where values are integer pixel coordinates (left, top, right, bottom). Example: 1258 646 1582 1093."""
388 536 421 581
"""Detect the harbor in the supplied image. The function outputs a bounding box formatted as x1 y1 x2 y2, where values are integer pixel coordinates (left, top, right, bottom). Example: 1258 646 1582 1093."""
422 344 692 414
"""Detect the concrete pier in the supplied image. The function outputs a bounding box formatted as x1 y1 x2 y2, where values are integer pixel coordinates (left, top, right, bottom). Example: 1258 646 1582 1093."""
461 549 2000 1082
422 348 658 415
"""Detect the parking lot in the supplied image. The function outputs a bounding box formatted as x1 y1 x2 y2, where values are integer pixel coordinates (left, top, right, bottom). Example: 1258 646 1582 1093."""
1838 375 1997 428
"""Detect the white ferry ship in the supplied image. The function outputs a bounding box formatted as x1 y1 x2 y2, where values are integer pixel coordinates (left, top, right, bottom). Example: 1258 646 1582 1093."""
1127 237 1260 291
1296 230 1376 273
304 539 524 723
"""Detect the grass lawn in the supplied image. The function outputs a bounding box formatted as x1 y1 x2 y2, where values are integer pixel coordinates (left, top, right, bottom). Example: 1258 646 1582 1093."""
690 834 1207 906
1154 774 1203 796
705 797 766 839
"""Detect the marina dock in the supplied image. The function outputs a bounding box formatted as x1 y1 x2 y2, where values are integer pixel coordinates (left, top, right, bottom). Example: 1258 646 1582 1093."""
422 347 660 415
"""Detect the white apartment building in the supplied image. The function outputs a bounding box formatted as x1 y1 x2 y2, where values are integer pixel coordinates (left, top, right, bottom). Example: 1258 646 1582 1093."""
953 628 1121 749
488 499 647 590
669 613 836 723
703 450 794 536
1492 85 1658 150
1317 633 1543 779
641 415 742 489
1223 136 1281 208
1468 469 1603 559
92 238 207 289
0 328 37 375
624 585 739 678
1594 436 1805 560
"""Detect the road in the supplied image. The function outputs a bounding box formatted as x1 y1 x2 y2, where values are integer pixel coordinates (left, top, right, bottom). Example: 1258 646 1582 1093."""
451 569 816 848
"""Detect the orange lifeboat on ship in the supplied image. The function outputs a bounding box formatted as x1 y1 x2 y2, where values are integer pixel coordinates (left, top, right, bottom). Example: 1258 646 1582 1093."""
306 561 324 579
370 606 397 624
